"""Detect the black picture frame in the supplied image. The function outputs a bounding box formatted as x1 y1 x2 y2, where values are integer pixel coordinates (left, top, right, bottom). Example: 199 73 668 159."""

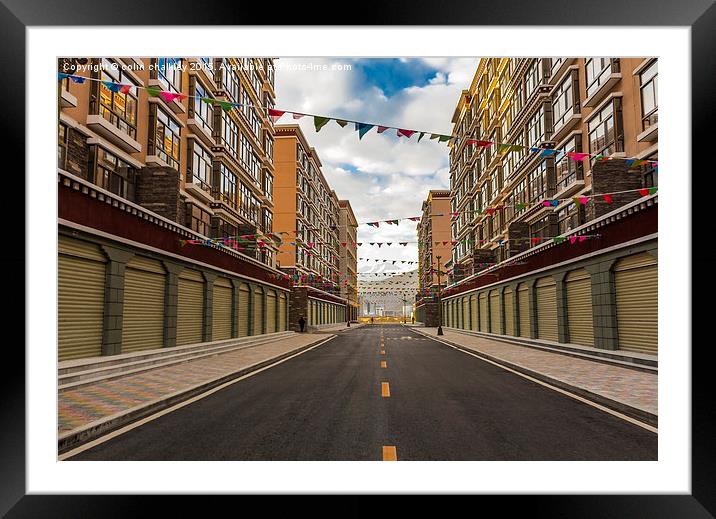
2 0 710 516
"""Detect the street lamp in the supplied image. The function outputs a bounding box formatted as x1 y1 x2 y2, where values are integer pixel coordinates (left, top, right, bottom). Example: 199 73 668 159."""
436 255 444 336
401 296 408 324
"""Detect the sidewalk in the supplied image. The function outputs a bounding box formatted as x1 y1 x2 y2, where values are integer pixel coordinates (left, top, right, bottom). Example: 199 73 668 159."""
413 327 657 426
59 331 335 453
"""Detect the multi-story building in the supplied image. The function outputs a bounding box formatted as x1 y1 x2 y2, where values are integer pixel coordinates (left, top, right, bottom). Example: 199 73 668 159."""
448 57 658 281
338 200 359 321
272 124 342 293
58 57 279 267
416 190 452 294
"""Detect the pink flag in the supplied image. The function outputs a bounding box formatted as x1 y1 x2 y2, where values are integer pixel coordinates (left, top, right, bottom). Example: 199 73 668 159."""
580 196 589 205
579 236 587 242
569 236 578 244
159 91 182 103
377 126 390 134
293 113 305 119
568 152 589 161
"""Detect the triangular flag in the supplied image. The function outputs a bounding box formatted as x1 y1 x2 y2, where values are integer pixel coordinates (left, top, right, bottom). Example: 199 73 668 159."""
397 129 416 138
429 134 441 140
438 135 451 143
314 116 331 132
603 194 613 204
335 119 349 128
102 81 121 93
568 152 589 161
649 187 658 195
377 126 390 134
356 123 374 139
292 113 305 119
268 109 285 123
417 132 426 142
218 100 234 112
569 236 578 244
160 91 184 103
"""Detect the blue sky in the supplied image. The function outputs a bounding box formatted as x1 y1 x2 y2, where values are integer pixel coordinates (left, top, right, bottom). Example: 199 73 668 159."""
275 57 477 277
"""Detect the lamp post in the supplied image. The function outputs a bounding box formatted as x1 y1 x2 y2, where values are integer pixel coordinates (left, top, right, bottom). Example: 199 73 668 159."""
436 255 444 336
401 296 408 324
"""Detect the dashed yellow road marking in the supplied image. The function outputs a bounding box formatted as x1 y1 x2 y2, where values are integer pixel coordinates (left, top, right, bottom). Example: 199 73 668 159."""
382 446 397 461
380 361 387 368
381 382 391 397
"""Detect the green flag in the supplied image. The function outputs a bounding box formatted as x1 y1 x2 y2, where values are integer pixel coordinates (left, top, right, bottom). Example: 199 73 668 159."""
314 116 331 132
218 100 234 112
145 86 161 97
335 119 349 128
438 135 451 143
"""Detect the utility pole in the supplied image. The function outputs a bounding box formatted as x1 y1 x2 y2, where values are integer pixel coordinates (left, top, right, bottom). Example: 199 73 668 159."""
401 296 408 324
435 255 445 336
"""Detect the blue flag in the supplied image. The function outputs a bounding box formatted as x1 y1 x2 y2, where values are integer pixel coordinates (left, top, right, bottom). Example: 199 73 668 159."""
355 123 374 140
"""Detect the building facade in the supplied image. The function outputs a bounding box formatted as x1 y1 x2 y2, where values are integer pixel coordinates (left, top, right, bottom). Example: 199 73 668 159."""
272 124 342 292
58 57 279 267
448 57 658 281
339 200 359 321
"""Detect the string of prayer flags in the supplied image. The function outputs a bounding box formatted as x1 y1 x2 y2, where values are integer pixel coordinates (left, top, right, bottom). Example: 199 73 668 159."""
356 123 374 139
314 116 331 132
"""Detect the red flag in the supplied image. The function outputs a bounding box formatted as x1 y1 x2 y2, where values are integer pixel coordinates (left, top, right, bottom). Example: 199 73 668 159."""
639 188 649 196
377 126 390 134
396 129 416 138
603 194 613 204
268 109 285 123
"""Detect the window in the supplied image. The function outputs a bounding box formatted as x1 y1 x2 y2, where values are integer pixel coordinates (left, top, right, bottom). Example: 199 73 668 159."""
550 57 565 77
588 98 624 158
264 172 273 201
216 163 237 208
189 140 212 192
241 134 260 183
558 203 584 234
585 58 618 98
639 60 658 130
220 112 239 157
213 219 237 242
263 208 273 234
58 123 68 170
222 59 240 102
151 106 181 168
529 216 551 244
240 183 252 220
155 58 182 93
528 160 548 203
98 59 138 139
513 178 528 215
552 73 577 131
191 79 213 133
555 136 583 192
526 106 545 148
92 146 137 201
263 133 273 157
524 60 541 99
188 204 211 237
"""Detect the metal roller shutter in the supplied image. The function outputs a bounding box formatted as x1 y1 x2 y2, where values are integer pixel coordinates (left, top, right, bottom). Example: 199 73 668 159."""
518 283 530 338
457 298 463 328
279 292 287 331
615 253 658 354
238 284 250 337
470 295 477 330
490 290 501 334
212 277 233 341
58 237 107 361
566 269 594 346
479 293 488 332
504 288 515 336
462 298 468 329
536 276 558 341
177 269 204 346
253 286 264 335
266 290 277 333
123 256 166 353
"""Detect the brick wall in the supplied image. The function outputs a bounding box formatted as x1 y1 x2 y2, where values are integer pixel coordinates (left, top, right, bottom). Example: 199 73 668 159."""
135 166 182 223
65 127 89 179
588 159 643 220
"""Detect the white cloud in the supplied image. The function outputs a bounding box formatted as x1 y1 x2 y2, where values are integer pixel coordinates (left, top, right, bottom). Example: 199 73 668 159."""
275 58 474 276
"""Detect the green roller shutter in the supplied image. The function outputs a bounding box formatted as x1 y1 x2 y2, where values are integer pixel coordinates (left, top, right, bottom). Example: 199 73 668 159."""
58 237 107 360
490 290 501 334
615 253 658 355
479 293 488 332
252 286 264 335
266 290 277 333
536 276 558 341
470 295 477 330
279 292 287 331
566 269 594 346
504 287 514 336
177 269 204 346
238 283 250 337
212 277 233 341
123 256 166 353
518 283 530 338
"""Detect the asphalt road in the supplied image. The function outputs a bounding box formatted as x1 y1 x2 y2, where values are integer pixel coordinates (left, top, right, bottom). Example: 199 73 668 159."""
68 325 657 461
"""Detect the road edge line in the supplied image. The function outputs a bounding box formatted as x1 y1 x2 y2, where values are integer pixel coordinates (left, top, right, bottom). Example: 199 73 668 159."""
58 335 337 458
411 328 657 433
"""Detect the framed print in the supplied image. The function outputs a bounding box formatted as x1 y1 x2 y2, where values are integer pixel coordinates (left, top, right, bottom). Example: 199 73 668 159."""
3 0 713 515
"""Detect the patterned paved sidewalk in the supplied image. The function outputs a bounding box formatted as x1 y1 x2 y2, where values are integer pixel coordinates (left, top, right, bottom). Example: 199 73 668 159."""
416 327 657 417
59 333 332 435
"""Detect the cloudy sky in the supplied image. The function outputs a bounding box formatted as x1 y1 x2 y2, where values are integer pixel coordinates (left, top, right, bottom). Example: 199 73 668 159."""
274 58 477 278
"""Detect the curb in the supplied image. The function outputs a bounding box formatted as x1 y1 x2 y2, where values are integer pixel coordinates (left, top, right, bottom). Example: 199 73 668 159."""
412 328 657 428
58 335 336 455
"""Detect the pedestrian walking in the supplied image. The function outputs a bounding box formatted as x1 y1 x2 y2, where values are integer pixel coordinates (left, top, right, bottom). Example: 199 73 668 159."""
298 315 306 333
371 317 374 325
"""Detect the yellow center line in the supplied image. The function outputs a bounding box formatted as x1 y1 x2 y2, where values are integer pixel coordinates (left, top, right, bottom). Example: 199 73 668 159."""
381 382 391 397
380 361 387 368
382 446 397 461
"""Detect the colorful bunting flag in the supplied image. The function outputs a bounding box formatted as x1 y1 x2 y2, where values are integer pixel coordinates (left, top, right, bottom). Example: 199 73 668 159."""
396 129 416 138
356 123 374 139
314 116 331 132
268 109 285 123
377 126 390 134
